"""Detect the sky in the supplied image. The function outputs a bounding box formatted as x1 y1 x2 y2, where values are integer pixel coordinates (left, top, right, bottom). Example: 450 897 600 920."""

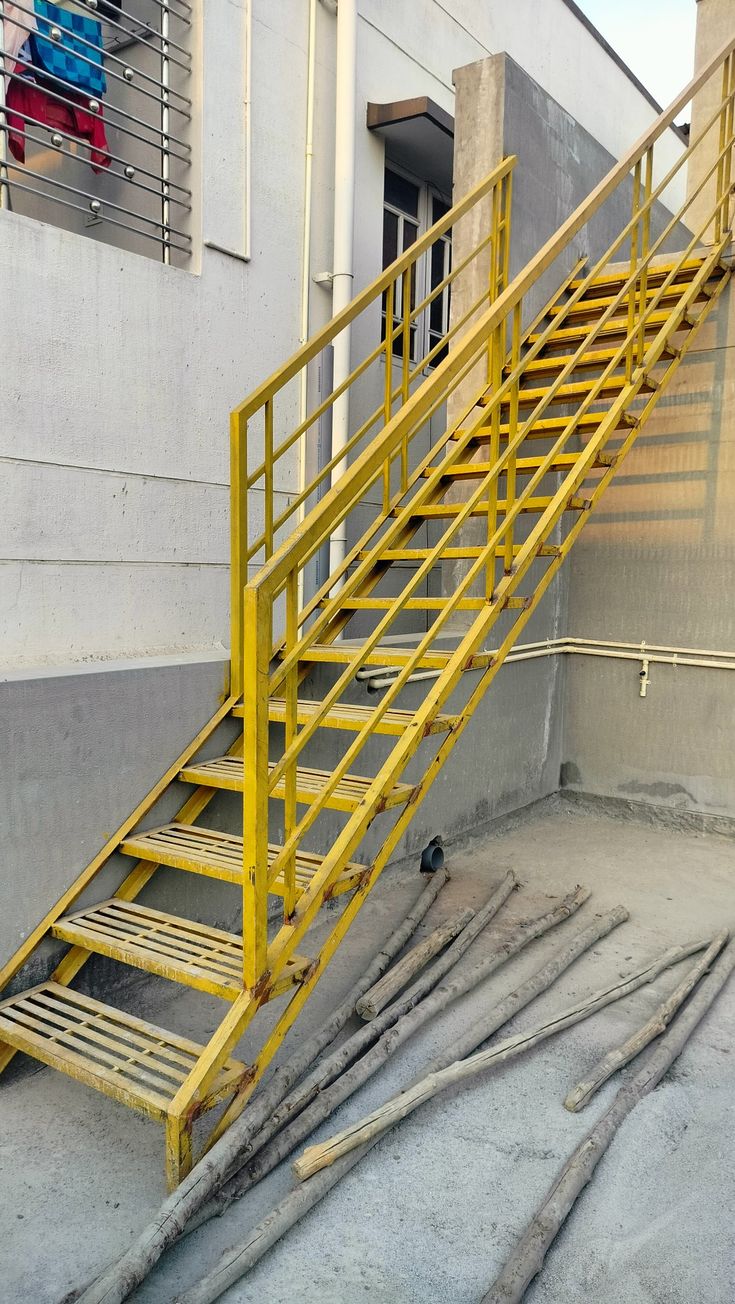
576 0 697 116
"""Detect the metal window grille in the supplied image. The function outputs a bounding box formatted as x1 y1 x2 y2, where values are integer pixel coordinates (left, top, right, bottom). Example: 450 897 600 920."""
0 0 193 265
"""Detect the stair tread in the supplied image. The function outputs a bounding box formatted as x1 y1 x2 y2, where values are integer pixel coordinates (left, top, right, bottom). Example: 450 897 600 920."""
529 308 673 343
569 257 706 292
0 981 245 1119
360 545 561 561
396 495 587 518
121 823 365 897
550 281 711 317
180 757 414 811
253 697 456 737
457 411 610 440
53 899 310 1002
424 453 581 477
300 645 493 670
479 376 627 405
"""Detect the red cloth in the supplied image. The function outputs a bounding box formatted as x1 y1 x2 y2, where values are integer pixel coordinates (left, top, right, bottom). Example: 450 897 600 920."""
7 74 110 172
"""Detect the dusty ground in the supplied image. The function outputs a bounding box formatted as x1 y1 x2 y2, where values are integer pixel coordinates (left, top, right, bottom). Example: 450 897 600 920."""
1 795 734 1303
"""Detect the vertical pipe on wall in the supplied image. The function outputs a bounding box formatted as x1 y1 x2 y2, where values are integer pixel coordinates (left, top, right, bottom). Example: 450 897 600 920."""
297 0 318 605
328 0 358 588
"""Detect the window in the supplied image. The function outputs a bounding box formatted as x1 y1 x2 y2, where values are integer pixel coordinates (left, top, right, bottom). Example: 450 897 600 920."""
381 166 452 369
0 0 193 266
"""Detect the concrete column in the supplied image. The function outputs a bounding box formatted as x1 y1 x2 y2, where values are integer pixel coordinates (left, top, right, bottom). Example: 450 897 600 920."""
687 0 735 242
447 54 506 433
443 55 507 611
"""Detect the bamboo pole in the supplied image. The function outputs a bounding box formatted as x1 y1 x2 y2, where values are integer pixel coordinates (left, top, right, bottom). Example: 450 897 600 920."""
564 929 728 1112
355 905 476 1020
480 938 735 1304
189 885 592 1229
74 869 451 1304
293 935 705 1179
174 899 625 1304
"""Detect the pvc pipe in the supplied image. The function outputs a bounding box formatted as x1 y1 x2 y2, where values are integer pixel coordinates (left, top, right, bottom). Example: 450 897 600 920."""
327 0 357 589
298 0 318 483
362 637 735 690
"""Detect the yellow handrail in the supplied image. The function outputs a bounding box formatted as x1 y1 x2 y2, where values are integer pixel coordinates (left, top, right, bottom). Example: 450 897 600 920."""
232 156 516 426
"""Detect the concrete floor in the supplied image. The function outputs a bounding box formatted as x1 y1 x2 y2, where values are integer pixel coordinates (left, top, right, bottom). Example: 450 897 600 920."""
1 795 734 1303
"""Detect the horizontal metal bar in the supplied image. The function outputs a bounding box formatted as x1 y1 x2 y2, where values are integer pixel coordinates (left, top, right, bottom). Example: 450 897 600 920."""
99 4 192 67
1 157 191 237
1 117 191 206
0 175 191 252
3 48 192 154
4 5 191 112
3 73 193 165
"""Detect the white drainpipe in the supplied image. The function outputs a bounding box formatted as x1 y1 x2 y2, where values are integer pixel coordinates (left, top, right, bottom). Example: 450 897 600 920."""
328 0 358 588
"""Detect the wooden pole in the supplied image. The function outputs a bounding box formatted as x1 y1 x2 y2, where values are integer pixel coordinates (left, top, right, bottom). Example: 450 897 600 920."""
480 939 735 1304
191 885 592 1227
74 869 451 1304
355 906 476 1020
564 929 728 1112
174 901 632 1304
293 934 706 1179
203 871 518 1198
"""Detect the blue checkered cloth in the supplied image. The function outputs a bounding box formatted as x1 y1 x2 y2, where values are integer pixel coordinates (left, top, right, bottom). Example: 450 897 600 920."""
30 2 106 98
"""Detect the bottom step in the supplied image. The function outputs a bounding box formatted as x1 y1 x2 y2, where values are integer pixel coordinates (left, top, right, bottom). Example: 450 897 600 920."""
0 982 245 1119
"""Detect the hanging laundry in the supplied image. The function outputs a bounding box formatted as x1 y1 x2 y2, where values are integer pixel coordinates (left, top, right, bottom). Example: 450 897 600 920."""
7 73 110 172
30 1 106 98
2 3 38 69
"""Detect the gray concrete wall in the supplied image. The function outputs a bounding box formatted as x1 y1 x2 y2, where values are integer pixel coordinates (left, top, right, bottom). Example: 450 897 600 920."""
561 273 735 820
0 654 240 987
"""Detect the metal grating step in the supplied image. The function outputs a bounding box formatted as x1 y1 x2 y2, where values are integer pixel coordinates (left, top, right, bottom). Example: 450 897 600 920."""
0 982 245 1119
120 823 366 897
179 758 414 812
53 899 311 1001
235 697 457 737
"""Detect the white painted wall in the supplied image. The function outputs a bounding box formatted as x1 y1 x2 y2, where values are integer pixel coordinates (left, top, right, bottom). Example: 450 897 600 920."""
0 0 686 667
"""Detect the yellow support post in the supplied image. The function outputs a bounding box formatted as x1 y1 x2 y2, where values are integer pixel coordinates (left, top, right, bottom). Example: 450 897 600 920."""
401 265 411 491
503 300 522 573
282 570 299 919
241 585 270 988
264 397 274 559
636 148 654 365
626 159 641 381
383 278 395 512
230 411 247 700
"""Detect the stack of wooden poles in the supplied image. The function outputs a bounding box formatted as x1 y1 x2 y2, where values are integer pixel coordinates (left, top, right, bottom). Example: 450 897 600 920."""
67 866 735 1304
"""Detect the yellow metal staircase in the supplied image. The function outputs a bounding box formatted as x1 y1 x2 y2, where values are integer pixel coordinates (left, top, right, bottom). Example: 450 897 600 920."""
1 42 734 1190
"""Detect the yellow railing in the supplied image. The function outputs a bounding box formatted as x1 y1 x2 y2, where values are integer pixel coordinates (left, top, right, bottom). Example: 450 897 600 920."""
233 34 735 995
229 155 516 698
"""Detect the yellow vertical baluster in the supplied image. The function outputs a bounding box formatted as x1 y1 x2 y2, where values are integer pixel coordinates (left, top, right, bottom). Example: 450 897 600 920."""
242 584 270 988
282 570 298 919
264 397 274 559
715 54 730 240
722 54 735 235
626 159 641 382
383 278 394 512
401 265 411 492
636 147 654 365
229 411 247 700
503 300 522 574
